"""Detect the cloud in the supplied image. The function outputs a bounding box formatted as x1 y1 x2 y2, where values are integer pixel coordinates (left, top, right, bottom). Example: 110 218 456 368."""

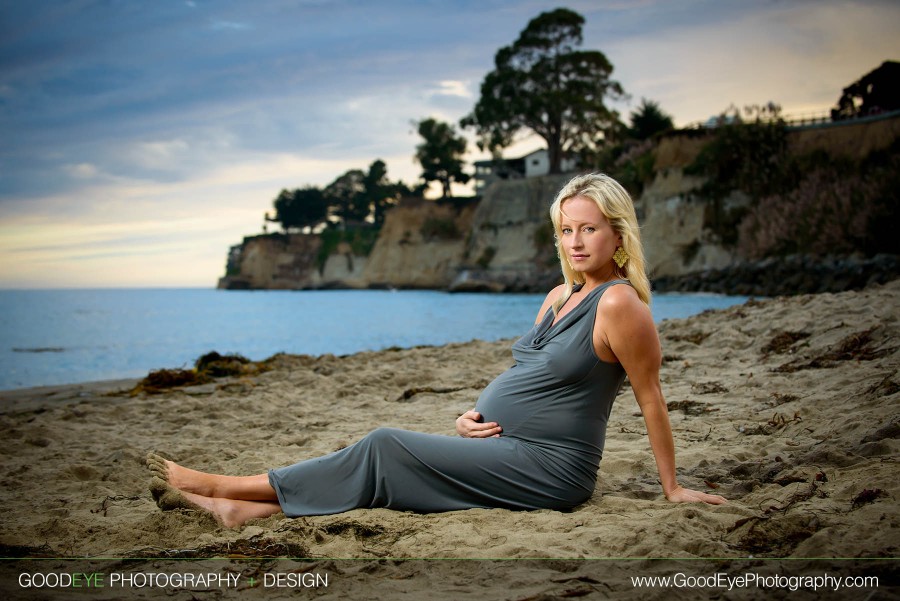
123 136 218 174
63 163 100 179
431 80 473 99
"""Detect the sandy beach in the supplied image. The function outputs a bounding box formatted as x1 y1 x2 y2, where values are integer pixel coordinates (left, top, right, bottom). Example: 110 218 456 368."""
1 281 897 599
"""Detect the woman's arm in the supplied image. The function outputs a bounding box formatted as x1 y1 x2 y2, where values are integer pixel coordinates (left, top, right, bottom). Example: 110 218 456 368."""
599 286 726 505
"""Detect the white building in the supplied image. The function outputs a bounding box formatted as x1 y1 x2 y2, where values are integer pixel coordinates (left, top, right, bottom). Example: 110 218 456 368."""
473 149 577 194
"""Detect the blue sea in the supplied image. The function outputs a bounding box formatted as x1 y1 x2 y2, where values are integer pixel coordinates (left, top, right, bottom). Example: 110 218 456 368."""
0 289 750 391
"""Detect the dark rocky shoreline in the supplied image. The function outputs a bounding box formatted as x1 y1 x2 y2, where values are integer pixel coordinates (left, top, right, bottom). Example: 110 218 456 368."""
652 254 900 296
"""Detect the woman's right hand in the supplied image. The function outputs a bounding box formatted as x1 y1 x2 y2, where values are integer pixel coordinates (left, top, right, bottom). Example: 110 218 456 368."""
456 410 502 438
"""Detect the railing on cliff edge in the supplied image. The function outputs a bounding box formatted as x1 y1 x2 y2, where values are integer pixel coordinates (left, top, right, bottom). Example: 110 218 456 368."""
680 107 900 132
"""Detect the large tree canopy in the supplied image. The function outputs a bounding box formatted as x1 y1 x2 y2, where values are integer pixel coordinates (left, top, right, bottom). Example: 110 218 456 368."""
461 7 624 174
414 117 469 198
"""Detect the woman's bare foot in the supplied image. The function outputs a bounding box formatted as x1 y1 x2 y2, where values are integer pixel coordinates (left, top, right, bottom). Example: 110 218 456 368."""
149 476 203 511
148 476 281 528
146 452 280 503
180 493 283 528
146 452 217 497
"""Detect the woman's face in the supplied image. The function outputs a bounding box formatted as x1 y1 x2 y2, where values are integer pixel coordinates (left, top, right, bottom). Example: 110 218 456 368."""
558 195 622 277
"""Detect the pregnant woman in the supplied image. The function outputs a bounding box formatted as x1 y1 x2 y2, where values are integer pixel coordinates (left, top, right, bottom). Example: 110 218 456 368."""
147 173 726 528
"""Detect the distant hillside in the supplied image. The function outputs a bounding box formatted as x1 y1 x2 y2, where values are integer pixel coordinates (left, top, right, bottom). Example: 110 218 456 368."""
219 112 900 293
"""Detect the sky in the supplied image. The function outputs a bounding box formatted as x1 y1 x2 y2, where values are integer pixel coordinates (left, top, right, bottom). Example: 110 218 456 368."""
1 0 898 288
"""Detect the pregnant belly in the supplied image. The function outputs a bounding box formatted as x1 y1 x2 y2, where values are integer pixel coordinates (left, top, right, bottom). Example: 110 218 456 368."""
473 369 595 448
473 374 544 438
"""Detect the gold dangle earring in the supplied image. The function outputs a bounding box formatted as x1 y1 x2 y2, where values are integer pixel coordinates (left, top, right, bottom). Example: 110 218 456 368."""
612 246 629 269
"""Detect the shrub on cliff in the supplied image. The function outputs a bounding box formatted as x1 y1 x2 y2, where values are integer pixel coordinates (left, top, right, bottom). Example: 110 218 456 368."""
687 108 792 201
316 227 380 272
738 142 900 258
738 170 876 258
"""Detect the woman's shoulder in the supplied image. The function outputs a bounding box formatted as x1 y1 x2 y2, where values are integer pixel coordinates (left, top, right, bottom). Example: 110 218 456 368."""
597 281 660 357
598 281 651 319
543 283 566 301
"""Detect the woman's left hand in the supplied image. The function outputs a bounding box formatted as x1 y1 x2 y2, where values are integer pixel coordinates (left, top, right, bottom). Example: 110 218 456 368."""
456 410 502 438
665 485 727 505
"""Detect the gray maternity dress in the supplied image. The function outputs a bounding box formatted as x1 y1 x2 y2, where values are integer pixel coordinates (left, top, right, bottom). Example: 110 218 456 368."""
268 280 629 516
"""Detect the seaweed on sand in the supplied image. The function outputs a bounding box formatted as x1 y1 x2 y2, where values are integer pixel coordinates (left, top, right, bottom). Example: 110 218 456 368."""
131 351 272 394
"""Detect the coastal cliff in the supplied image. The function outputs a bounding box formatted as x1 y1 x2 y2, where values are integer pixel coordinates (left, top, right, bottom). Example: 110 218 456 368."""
450 174 570 292
363 198 476 289
218 114 900 293
218 234 368 290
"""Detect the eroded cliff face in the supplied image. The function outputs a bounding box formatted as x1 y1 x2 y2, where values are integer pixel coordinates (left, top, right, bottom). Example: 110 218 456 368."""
636 116 900 279
321 242 369 288
451 174 570 292
362 198 476 289
789 114 900 160
637 169 745 277
217 234 367 290
217 234 316 290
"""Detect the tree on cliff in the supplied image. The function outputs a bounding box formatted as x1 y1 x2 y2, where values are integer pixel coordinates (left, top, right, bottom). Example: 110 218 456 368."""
361 159 410 225
414 117 469 198
271 186 328 232
460 7 624 174
324 160 411 226
325 169 369 225
628 98 674 140
832 60 900 120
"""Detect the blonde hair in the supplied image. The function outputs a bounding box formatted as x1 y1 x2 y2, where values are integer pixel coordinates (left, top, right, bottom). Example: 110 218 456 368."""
549 173 651 311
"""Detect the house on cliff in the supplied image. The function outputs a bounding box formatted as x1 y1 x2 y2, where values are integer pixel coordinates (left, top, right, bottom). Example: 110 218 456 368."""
473 148 577 194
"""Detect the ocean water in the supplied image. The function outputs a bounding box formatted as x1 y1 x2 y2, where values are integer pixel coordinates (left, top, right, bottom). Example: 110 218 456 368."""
0 289 750 391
